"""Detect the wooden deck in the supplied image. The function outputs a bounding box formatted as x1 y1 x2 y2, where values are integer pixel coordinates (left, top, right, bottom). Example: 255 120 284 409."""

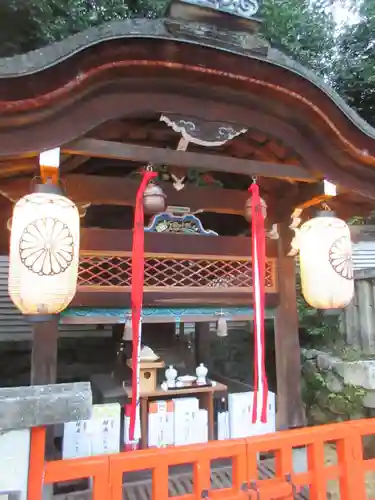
54 459 310 499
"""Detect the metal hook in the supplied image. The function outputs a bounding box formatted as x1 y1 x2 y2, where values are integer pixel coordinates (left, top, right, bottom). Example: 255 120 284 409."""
321 202 332 211
215 308 225 317
249 481 261 500
252 176 257 184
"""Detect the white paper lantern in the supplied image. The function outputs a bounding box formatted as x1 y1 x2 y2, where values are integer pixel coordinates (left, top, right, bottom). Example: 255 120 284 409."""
298 212 354 309
8 185 80 320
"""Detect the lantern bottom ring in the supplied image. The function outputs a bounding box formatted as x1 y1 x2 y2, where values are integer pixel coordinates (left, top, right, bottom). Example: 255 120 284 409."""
25 313 58 323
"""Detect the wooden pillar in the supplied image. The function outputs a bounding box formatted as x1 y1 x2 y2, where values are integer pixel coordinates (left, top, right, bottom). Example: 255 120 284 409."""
194 322 211 366
30 316 59 459
30 316 59 385
274 223 305 429
0 197 12 254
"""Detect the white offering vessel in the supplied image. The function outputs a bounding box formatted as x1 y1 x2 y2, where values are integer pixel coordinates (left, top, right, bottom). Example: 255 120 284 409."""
196 363 208 385
165 365 178 388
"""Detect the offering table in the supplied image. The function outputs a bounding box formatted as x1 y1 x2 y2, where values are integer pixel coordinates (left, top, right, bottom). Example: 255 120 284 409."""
90 374 227 449
125 382 228 448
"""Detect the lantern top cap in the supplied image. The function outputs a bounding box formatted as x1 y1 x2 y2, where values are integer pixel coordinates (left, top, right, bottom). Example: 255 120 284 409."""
315 210 336 218
34 182 65 196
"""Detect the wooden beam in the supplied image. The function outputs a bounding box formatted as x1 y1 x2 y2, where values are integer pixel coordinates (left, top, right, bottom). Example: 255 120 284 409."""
79 228 278 257
0 157 37 178
274 223 305 429
0 174 250 215
60 155 90 173
1 174 343 228
72 289 280 308
62 138 314 182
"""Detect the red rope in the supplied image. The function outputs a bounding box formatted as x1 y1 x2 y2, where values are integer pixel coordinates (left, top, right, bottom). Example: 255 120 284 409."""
250 183 269 424
129 170 157 442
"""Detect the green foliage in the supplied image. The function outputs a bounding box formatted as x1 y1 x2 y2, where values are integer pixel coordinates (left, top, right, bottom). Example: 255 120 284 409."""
301 367 325 416
325 384 366 417
261 0 336 74
0 2 42 56
0 0 168 56
334 0 375 125
302 366 366 422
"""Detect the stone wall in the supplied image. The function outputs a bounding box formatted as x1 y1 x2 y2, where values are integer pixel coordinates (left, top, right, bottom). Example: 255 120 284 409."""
301 349 375 425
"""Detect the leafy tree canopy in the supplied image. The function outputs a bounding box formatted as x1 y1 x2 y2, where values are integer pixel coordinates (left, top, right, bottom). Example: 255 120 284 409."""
0 0 167 56
334 0 375 125
261 0 336 74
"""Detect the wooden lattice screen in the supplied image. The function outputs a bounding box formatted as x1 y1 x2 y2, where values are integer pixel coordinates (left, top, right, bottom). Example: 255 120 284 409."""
78 253 277 292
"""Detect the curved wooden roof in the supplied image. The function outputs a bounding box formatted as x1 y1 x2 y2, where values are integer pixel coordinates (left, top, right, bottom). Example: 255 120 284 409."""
1 18 375 201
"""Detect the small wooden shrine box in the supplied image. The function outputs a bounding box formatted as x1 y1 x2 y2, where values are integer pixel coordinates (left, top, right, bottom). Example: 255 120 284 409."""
127 359 165 393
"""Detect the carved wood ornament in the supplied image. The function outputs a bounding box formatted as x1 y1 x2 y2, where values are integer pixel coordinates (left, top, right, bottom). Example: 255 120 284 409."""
160 113 248 193
178 0 260 19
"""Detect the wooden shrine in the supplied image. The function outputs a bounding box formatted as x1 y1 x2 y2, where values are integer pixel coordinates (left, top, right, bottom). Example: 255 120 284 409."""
127 359 165 393
1 0 375 432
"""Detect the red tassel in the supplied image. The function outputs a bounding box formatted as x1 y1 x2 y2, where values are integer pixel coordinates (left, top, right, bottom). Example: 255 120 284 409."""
250 183 269 424
129 170 157 442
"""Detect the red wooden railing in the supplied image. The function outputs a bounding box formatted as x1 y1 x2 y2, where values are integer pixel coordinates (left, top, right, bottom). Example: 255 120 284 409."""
28 418 375 500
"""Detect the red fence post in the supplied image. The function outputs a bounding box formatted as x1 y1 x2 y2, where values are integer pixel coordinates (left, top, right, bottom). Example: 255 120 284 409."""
337 428 366 500
307 440 326 500
92 456 112 500
193 458 211 498
152 465 169 499
27 427 46 500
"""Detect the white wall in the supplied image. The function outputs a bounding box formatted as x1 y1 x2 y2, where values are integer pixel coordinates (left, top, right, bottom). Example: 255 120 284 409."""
0 430 30 500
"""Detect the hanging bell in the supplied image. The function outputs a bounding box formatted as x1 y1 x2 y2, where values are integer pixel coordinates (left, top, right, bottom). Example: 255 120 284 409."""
143 182 167 214
123 316 132 341
244 195 267 222
216 315 228 337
